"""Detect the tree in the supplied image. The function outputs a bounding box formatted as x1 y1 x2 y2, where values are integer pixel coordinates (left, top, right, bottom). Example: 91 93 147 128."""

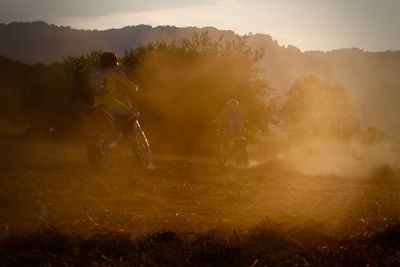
281 75 360 142
122 32 273 153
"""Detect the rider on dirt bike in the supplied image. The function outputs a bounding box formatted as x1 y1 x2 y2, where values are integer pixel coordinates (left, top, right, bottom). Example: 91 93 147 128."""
215 99 248 166
89 52 139 130
219 99 244 148
86 52 153 169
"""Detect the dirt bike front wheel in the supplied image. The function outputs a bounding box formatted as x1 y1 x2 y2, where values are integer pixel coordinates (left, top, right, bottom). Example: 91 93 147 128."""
234 142 249 166
86 132 111 170
230 137 249 167
132 121 153 169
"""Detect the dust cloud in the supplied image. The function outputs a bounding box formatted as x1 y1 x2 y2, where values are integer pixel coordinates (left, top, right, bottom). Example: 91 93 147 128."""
264 75 400 178
281 137 399 177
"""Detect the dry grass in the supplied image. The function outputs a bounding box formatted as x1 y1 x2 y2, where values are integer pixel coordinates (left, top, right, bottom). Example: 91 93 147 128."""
1 221 400 266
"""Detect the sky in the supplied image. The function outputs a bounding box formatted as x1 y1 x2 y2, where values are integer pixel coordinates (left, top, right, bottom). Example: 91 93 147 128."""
1 0 399 51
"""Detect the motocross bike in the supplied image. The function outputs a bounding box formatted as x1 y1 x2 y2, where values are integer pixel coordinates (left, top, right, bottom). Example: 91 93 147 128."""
84 106 153 170
214 120 249 166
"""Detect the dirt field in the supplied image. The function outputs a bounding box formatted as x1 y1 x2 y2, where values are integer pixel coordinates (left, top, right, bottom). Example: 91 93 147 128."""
0 138 399 266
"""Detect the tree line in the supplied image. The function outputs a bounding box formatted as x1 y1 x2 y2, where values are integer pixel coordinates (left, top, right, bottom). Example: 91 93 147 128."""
0 32 378 153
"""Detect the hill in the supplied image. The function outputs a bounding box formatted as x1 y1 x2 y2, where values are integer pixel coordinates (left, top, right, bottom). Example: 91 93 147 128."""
0 21 238 64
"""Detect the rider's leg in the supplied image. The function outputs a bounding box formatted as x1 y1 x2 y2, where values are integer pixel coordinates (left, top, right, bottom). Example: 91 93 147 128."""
107 104 153 169
100 103 133 148
106 105 137 132
89 106 119 143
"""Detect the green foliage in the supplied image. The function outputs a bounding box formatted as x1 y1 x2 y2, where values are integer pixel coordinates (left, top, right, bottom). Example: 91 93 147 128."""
281 75 360 142
0 57 28 120
21 58 88 131
0 53 103 133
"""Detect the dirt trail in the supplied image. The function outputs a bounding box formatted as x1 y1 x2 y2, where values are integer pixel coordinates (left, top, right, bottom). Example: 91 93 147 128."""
0 139 399 237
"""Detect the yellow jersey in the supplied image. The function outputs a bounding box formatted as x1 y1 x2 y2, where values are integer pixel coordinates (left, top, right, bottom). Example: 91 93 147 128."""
90 67 138 114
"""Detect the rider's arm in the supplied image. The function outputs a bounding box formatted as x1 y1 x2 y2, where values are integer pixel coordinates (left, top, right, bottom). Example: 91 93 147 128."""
112 70 139 102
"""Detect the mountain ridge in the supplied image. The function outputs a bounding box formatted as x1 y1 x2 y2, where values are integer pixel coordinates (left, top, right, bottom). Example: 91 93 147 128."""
4 21 399 64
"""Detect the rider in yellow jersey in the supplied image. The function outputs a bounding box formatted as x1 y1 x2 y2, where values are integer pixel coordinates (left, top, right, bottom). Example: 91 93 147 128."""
90 52 138 121
87 52 154 169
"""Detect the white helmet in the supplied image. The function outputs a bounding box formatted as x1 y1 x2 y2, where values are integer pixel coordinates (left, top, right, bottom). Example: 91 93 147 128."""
226 98 239 109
